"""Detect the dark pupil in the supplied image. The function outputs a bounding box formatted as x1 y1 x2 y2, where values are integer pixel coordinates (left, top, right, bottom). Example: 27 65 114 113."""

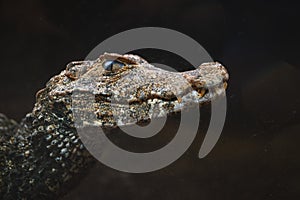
103 60 124 71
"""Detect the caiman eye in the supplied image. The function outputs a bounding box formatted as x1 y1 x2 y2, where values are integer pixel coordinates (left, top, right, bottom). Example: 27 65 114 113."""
102 60 125 71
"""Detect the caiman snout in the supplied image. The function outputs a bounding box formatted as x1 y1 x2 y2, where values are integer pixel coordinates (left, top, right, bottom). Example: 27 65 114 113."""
181 62 228 92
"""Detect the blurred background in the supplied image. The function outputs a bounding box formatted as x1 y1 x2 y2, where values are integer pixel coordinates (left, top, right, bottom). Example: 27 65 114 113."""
0 0 299 199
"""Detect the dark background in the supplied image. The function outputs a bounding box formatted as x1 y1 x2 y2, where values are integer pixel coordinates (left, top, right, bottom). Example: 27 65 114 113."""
1 0 299 199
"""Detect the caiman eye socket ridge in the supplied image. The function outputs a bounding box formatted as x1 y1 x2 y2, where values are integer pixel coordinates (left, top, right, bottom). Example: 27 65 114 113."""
102 60 125 71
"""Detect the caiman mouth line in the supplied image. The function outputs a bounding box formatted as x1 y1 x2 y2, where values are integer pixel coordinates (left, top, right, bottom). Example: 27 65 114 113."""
94 87 209 104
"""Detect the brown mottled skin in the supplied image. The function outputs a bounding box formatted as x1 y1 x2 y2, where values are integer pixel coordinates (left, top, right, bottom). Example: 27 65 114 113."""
0 53 229 199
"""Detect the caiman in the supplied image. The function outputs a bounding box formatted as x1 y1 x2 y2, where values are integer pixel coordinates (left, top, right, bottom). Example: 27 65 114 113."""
0 53 229 199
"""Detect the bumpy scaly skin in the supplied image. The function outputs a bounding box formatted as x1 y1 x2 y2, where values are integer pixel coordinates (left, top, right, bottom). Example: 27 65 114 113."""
0 53 229 199
0 87 95 199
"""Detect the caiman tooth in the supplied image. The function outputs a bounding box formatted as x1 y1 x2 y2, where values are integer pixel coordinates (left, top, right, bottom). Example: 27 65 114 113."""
223 82 228 89
200 88 207 97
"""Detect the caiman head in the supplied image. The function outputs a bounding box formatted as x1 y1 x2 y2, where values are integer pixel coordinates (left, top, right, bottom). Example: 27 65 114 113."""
40 53 229 128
